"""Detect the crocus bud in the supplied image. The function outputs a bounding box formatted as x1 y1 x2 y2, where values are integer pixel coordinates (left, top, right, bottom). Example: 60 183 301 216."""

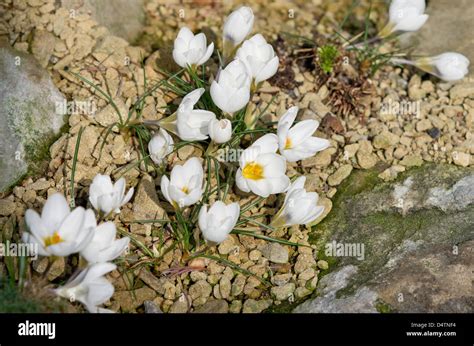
177 88 216 141
173 27 214 68
223 6 254 47
208 119 232 144
236 34 279 85
417 52 470 82
89 175 134 215
271 176 325 228
210 59 251 114
380 0 428 38
199 201 240 244
148 128 174 165
161 157 204 209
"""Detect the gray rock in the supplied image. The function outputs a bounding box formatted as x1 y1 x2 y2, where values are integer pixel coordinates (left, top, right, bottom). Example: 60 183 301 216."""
169 299 189 313
61 0 145 43
242 299 273 313
130 175 166 234
271 283 296 301
193 299 229 313
261 243 289 264
114 287 156 312
294 266 378 313
0 43 66 192
294 164 474 313
144 300 162 314
425 175 474 212
0 199 16 216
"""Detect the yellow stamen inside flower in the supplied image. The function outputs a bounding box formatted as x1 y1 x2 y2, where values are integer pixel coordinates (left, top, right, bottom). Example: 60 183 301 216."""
181 186 189 194
284 137 292 150
242 162 264 180
44 232 63 247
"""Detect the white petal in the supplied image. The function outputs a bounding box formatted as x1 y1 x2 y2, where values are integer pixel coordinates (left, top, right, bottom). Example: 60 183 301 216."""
177 26 194 43
25 209 49 241
41 193 70 231
278 106 298 130
224 87 250 113
288 120 319 146
160 175 172 204
268 175 291 194
197 42 214 66
247 178 273 197
198 205 209 231
393 14 428 32
255 55 279 83
172 49 187 68
121 187 134 206
258 153 286 178
57 207 86 241
210 81 228 112
252 133 279 154
236 169 250 192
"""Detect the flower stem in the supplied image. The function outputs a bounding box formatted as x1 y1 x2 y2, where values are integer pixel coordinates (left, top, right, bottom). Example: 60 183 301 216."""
348 35 382 49
389 57 417 66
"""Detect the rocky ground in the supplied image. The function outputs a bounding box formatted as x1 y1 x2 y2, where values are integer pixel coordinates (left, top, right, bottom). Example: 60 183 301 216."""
0 0 472 313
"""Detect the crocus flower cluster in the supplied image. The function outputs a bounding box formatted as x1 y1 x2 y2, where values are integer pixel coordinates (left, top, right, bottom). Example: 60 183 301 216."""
153 6 331 245
22 174 133 313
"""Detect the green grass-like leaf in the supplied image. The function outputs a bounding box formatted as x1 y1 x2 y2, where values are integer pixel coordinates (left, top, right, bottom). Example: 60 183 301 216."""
70 126 84 208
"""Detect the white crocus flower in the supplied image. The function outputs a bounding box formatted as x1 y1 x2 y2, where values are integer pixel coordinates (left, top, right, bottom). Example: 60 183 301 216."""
172 27 214 68
236 34 279 86
89 174 134 215
148 128 174 165
223 6 254 47
22 193 95 257
177 88 217 141
271 176 325 228
236 134 290 197
81 221 130 264
277 106 330 162
210 59 251 114
208 119 232 144
380 0 428 38
199 201 240 244
417 52 470 82
161 157 204 208
55 262 116 313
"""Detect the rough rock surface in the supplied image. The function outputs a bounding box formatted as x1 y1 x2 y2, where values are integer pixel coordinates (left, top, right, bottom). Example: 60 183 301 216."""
61 0 145 43
0 42 65 192
294 164 474 313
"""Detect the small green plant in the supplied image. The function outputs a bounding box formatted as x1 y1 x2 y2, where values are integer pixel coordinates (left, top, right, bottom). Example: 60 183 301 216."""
0 281 42 313
318 44 340 74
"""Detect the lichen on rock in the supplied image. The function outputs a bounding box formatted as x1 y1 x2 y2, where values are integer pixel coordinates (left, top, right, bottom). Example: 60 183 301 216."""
297 164 474 313
0 42 66 192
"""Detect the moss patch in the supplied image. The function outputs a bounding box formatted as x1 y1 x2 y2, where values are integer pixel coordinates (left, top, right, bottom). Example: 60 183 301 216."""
309 163 474 299
2 95 67 192
0 281 70 313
